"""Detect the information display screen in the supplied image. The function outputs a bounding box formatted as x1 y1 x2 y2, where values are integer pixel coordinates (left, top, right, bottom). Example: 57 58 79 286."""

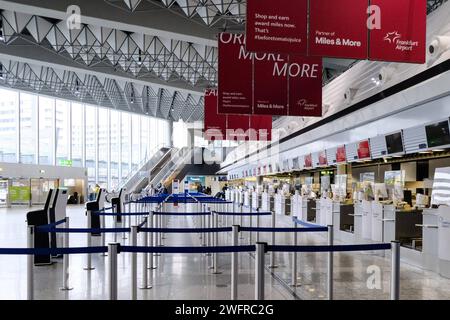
425 121 450 148
385 132 404 154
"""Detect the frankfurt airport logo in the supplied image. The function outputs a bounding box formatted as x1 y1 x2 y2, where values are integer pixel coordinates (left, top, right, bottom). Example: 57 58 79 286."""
296 99 318 110
383 31 402 43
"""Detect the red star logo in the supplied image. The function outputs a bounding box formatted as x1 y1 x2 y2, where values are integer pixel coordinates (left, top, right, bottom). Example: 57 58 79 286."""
383 31 401 43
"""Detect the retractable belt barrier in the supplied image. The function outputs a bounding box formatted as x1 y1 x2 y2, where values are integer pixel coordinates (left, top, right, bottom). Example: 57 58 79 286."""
213 211 272 216
292 216 324 228
267 243 392 252
120 245 255 254
35 218 67 232
38 227 131 234
152 211 211 216
138 227 232 234
239 226 328 233
93 211 150 216
0 246 107 255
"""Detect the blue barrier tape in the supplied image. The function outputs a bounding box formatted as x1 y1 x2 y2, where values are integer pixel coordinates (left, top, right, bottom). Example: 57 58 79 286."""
267 243 392 253
239 226 328 233
120 245 256 254
39 227 130 234
94 212 150 216
214 211 272 216
292 217 325 228
152 212 211 216
35 218 67 232
0 246 107 255
102 206 114 211
138 227 232 234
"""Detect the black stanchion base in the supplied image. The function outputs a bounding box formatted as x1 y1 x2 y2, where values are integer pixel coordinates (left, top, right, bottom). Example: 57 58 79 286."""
268 265 279 269
60 287 74 291
148 267 157 270
83 267 95 271
211 271 222 275
139 286 153 290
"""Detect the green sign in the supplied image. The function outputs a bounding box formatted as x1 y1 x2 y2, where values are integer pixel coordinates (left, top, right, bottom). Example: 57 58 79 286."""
9 186 31 202
59 159 73 167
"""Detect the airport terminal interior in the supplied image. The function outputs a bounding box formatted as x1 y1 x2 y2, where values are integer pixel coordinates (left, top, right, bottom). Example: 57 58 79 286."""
1 0 450 303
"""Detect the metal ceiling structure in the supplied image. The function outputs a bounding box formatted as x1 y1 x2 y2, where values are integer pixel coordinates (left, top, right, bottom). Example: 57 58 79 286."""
0 0 447 122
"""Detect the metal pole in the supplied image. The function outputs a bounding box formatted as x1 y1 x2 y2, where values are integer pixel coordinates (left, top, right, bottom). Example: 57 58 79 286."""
140 218 152 289
256 208 260 243
212 213 221 274
101 211 106 255
61 217 73 291
249 205 253 245
149 212 156 270
207 211 211 255
84 211 94 270
291 218 299 287
108 243 119 300
327 225 334 300
391 241 400 300
231 225 239 300
269 211 277 268
255 242 266 300
239 205 244 240
27 225 34 300
131 225 138 300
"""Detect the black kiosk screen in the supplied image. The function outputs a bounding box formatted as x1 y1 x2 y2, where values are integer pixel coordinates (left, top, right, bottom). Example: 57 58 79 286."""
385 132 404 154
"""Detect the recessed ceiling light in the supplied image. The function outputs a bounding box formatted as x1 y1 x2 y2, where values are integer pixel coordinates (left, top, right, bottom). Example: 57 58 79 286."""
432 149 445 152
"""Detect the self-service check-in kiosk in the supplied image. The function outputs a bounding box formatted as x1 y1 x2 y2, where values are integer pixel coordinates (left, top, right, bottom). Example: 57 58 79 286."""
111 189 125 224
85 189 105 236
27 189 68 265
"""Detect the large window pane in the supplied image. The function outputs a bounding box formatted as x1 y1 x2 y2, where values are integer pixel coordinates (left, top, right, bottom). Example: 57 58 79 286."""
98 108 108 189
110 110 120 190
85 105 96 185
131 114 140 170
121 113 130 179
149 118 157 151
38 96 54 165
20 93 38 164
55 100 70 165
0 89 19 162
141 116 149 160
71 103 84 167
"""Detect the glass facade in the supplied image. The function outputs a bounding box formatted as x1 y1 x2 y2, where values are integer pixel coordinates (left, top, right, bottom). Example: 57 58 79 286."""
0 88 172 191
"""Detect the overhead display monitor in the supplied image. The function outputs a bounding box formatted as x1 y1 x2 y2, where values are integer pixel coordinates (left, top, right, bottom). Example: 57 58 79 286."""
292 157 300 170
385 132 404 154
425 120 450 148
336 145 347 163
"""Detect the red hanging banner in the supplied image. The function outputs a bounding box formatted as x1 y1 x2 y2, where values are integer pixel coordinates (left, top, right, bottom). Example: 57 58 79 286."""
253 55 289 115
319 151 328 166
368 0 426 64
250 115 273 141
246 0 308 55
304 154 313 168
226 114 251 141
309 0 369 60
288 55 323 117
218 33 253 114
203 89 226 141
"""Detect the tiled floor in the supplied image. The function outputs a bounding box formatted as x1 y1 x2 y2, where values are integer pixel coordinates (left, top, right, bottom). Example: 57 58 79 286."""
1 203 450 300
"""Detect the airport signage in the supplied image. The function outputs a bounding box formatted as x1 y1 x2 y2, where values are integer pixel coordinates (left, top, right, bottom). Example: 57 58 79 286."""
336 145 347 163
245 0 426 64
369 0 427 63
304 154 313 168
204 89 272 141
246 0 308 55
204 89 226 141
218 33 323 117
309 0 369 59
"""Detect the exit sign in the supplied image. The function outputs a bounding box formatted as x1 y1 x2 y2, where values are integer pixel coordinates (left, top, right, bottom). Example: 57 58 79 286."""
59 159 73 167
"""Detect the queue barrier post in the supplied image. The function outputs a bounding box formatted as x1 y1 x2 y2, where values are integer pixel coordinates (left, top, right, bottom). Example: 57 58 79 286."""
101 210 106 255
255 242 266 301
256 208 260 243
61 217 73 291
207 209 212 257
327 225 334 300
131 225 138 300
212 213 221 275
291 217 299 287
84 211 95 271
391 241 401 300
140 217 152 290
148 211 156 270
27 225 34 300
249 206 253 245
108 243 119 300
239 205 244 240
231 225 239 300
269 211 277 268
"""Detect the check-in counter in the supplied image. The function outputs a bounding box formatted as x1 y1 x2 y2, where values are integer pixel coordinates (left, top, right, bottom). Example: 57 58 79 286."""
339 203 355 233
361 200 373 240
307 199 316 222
383 206 423 248
318 198 333 226
252 191 259 210
353 201 363 241
244 191 250 207
420 208 439 272
274 193 285 216
371 202 384 242
437 206 450 278
261 192 270 211
291 194 308 221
